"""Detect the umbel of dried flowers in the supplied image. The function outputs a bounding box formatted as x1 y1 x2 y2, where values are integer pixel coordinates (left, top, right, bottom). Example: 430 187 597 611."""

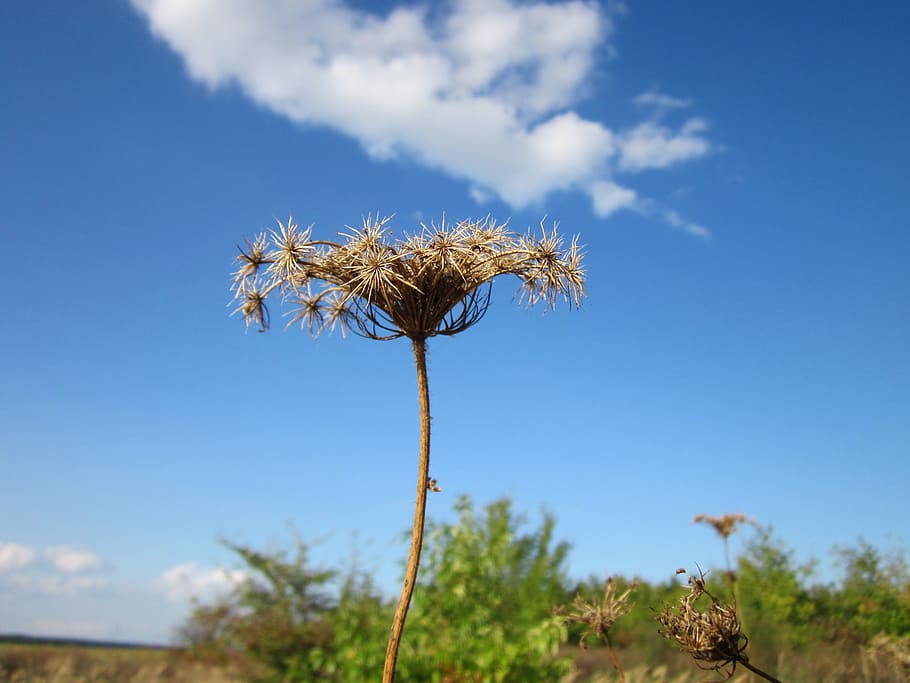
657 569 782 683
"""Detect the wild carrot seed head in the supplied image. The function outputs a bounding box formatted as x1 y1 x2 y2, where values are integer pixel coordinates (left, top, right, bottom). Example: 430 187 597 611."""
231 214 585 341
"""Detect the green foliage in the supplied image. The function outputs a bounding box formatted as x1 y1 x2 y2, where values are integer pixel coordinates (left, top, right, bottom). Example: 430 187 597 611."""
177 507 910 682
820 540 910 641
321 570 391 682
179 537 338 682
179 497 573 682
395 496 573 682
733 525 818 651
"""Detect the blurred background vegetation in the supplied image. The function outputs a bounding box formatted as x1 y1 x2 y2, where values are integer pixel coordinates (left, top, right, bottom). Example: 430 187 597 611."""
172 495 910 682
3 495 908 682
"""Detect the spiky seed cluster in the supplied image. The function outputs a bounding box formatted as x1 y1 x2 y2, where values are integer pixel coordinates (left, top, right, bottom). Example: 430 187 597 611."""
693 513 755 540
657 570 749 680
564 578 634 648
231 215 585 340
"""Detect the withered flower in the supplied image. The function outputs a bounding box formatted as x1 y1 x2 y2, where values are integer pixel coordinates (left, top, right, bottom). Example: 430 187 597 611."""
563 577 634 683
693 513 755 541
230 214 584 683
657 568 782 683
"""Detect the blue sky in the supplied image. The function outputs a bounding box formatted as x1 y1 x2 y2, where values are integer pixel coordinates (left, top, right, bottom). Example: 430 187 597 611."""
1 0 908 644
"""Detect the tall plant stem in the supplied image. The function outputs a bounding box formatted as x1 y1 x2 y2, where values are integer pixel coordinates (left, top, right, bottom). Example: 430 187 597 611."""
604 633 626 683
382 337 431 683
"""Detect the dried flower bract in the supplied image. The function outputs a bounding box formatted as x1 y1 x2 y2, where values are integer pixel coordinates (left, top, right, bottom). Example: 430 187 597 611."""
657 569 747 680
563 578 634 683
657 568 782 683
564 578 634 649
231 215 585 340
693 513 755 541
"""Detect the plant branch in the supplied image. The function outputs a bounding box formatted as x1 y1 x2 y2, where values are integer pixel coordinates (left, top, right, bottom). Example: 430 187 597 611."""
382 337 431 683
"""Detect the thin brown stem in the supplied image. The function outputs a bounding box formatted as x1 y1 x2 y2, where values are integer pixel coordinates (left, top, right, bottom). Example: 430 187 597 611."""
382 337 431 683
604 633 626 683
739 658 783 683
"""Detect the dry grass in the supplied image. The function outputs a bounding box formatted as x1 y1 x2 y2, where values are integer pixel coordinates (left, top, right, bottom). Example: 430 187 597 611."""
6 639 909 683
0 644 242 683
564 643 910 683
562 662 752 683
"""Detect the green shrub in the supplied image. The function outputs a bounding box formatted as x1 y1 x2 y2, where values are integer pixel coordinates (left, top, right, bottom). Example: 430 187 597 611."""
177 506 910 682
179 537 338 682
731 525 818 653
179 497 573 682
395 496 573 682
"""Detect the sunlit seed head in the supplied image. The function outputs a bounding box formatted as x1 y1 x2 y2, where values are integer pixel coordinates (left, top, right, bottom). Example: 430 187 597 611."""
563 577 635 648
657 567 749 679
231 214 585 341
693 513 755 540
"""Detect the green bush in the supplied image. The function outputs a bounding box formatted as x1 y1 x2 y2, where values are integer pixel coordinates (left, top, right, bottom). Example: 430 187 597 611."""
177 506 910 682
179 497 573 682
395 496 572 682
178 537 338 682
730 525 818 654
813 540 910 642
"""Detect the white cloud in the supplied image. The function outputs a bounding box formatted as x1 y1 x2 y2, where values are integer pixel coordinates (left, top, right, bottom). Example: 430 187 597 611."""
618 117 711 172
43 546 102 573
131 0 712 235
0 543 108 596
661 208 711 240
4 573 110 596
588 180 637 218
634 88 692 110
0 542 36 571
160 562 246 603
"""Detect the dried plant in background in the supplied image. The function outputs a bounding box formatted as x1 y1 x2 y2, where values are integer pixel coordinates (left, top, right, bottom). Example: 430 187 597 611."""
657 568 782 683
230 214 585 683
692 514 755 578
693 512 756 636
563 577 635 683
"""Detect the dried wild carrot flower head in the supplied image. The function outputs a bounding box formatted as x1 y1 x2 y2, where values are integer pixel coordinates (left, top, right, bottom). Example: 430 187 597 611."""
231 214 585 340
657 569 748 680
563 577 635 683
692 513 755 541
564 578 635 649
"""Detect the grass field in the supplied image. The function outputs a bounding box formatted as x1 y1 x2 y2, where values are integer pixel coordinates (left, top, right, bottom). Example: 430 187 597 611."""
0 643 725 683
0 643 242 683
3 640 909 683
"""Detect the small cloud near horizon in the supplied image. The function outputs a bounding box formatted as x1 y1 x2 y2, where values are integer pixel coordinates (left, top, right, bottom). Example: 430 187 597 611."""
0 542 36 572
43 546 103 573
159 562 246 603
0 542 108 597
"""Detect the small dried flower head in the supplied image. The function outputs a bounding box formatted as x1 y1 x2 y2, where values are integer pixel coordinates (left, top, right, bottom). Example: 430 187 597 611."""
657 568 749 680
231 214 585 338
232 234 269 283
564 577 634 648
693 513 755 541
232 285 274 332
